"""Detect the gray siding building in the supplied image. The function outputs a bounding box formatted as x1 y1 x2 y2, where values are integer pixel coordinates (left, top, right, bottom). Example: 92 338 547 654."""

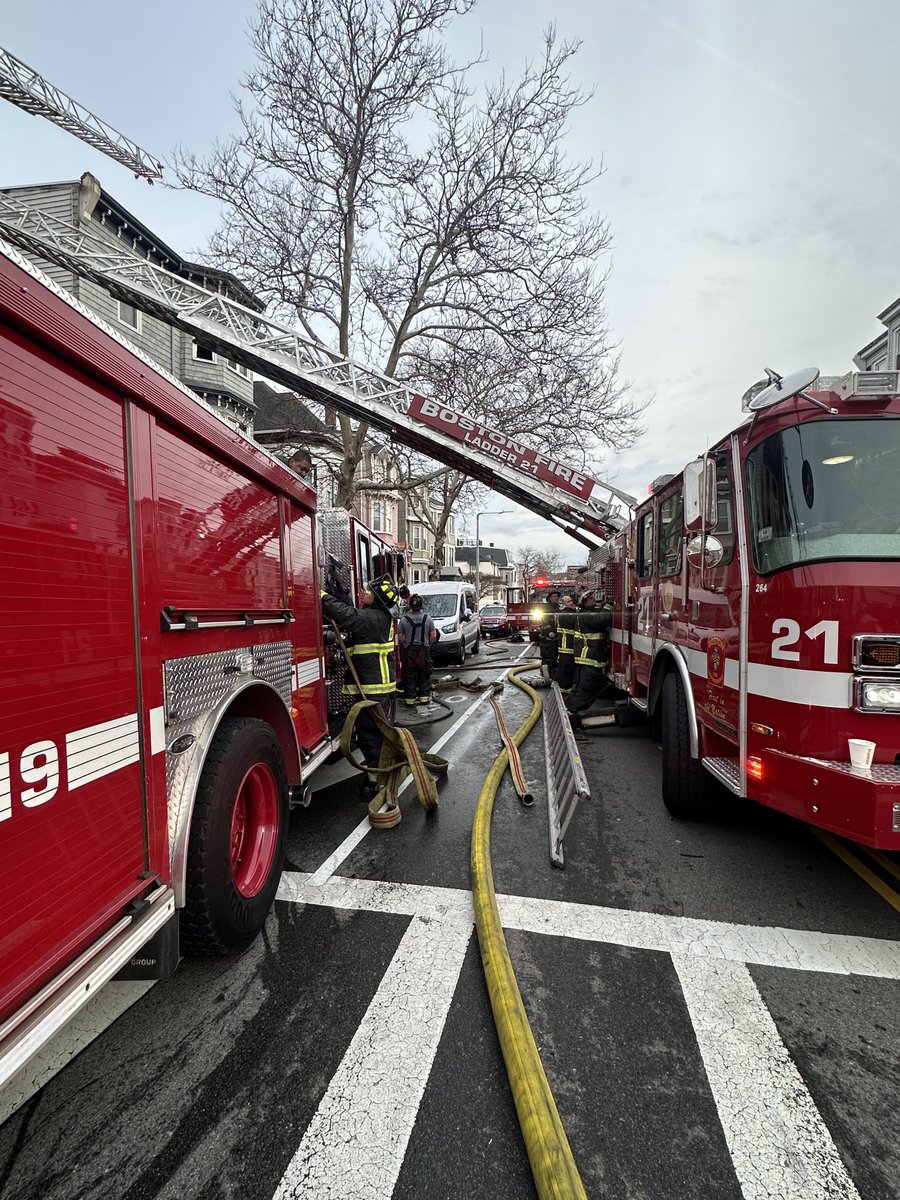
854 295 900 373
1 173 261 431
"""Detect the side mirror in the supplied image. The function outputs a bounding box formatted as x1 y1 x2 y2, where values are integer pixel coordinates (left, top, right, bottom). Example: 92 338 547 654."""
686 534 724 570
683 458 717 533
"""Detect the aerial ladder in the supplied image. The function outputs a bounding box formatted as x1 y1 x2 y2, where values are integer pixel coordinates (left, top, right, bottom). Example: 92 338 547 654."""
0 47 634 546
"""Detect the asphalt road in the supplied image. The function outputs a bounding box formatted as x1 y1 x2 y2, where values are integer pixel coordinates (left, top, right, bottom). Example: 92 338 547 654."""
1 644 899 1200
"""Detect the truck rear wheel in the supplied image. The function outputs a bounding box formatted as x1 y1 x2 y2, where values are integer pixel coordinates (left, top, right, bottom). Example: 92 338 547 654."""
661 673 716 820
181 718 289 955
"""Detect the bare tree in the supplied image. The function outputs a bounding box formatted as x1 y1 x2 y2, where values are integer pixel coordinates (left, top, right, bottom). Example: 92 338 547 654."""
175 0 643 512
534 549 565 577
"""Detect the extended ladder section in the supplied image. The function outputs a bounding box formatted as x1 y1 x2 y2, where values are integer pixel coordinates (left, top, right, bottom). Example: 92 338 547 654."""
0 194 633 545
0 48 164 181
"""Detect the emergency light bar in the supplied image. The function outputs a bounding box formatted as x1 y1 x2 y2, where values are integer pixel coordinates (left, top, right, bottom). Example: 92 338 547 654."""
837 370 900 401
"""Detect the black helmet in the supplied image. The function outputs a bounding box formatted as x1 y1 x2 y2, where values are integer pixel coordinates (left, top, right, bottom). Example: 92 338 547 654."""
369 574 401 610
409 593 423 612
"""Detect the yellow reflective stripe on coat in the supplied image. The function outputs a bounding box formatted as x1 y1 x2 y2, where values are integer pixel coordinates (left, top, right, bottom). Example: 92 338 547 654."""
343 681 397 695
574 632 606 666
344 637 396 695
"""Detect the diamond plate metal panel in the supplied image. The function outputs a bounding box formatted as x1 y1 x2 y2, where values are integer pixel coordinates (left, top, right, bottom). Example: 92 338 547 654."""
318 508 351 563
163 642 292 722
252 641 292 704
164 649 237 723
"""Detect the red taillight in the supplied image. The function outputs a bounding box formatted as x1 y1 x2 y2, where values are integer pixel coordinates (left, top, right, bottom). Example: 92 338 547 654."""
747 756 763 781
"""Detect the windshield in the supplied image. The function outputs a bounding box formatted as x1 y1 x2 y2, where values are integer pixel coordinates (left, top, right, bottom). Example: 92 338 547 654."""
420 593 457 619
746 419 900 573
481 606 505 617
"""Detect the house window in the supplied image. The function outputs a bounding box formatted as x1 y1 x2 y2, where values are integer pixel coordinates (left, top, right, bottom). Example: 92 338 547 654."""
372 501 383 532
225 357 249 378
412 569 421 584
412 527 421 550
117 300 141 331
385 509 393 535
193 340 215 362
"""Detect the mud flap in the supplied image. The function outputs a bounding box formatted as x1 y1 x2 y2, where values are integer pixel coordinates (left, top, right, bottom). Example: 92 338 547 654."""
114 911 180 980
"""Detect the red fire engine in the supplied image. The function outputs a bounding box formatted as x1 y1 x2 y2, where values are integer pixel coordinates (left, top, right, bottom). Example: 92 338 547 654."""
0 245 413 1085
602 367 900 850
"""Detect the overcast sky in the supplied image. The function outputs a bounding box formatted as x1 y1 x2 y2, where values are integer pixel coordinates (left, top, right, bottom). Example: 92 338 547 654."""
3 0 899 563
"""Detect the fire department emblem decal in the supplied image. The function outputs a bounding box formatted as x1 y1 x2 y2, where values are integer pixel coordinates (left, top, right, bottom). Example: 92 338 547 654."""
707 635 726 688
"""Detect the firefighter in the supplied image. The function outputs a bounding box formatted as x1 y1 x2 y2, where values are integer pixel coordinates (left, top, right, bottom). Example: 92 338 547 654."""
322 574 400 802
566 597 614 727
398 593 438 706
538 588 562 680
555 609 578 693
287 446 313 480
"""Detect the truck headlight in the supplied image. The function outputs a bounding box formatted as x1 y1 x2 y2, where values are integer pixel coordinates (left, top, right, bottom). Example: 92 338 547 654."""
442 621 458 633
856 679 900 712
530 608 543 621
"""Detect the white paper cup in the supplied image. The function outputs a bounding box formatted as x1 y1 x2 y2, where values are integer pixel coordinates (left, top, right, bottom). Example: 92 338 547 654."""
848 739 875 770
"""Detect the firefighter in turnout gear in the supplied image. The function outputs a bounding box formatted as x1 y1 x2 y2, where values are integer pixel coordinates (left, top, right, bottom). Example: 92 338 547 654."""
321 574 400 802
538 589 562 680
398 594 438 705
554 611 579 693
565 595 614 727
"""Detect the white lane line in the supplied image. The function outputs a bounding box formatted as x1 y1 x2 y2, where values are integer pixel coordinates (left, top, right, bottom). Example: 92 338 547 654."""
673 955 861 1200
272 912 472 1200
276 872 900 979
0 981 154 1126
306 644 534 886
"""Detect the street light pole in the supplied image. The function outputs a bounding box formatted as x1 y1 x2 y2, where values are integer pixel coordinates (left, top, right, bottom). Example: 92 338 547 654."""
474 509 512 609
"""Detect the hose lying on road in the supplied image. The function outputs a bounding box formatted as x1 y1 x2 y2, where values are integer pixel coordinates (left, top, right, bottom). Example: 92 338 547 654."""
471 663 588 1200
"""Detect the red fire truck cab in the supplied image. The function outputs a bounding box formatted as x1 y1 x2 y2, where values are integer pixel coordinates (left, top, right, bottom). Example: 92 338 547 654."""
605 367 900 849
0 244 399 1086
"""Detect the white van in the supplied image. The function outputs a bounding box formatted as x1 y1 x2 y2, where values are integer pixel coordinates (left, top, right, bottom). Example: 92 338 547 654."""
410 581 479 663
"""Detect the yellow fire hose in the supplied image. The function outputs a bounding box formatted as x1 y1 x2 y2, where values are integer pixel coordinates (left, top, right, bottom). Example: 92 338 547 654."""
471 663 589 1200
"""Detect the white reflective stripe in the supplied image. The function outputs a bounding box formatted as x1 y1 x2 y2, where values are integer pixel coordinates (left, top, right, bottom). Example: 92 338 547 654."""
65 715 140 791
65 713 137 752
632 632 653 655
746 662 852 709
149 706 166 755
294 659 323 689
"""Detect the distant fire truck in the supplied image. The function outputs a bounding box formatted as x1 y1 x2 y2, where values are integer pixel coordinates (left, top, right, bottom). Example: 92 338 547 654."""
599 367 900 850
506 578 584 641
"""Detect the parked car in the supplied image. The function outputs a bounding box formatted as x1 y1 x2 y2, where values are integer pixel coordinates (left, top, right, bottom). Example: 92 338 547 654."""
413 581 479 663
479 604 511 639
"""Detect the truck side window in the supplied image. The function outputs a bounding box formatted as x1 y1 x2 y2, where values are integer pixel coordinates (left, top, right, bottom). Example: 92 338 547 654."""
357 533 371 587
658 491 683 576
712 451 736 566
637 509 654 577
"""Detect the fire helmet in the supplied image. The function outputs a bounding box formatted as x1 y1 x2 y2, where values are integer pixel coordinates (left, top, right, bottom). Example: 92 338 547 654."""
409 594 424 612
369 574 401 611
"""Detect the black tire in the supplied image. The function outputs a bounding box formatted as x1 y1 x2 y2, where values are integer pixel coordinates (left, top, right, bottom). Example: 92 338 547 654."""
181 717 289 955
473 634 480 655
456 637 466 665
660 673 716 819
